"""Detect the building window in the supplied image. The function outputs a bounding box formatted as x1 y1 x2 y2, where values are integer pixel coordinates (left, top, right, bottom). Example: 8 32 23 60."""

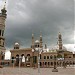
44 56 46 59
3 41 4 46
14 47 19 49
2 56 4 60
2 30 4 36
48 62 49 65
51 62 53 66
0 30 1 36
40 54 41 59
14 47 15 49
54 55 56 59
11 57 14 63
69 57 71 58
40 62 42 66
0 39 1 45
50 55 53 59
47 56 49 59
33 56 37 63
45 62 47 65
38 45 39 47
35 45 37 47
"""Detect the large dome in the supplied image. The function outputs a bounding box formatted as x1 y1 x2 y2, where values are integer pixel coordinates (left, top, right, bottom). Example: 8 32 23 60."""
35 40 40 43
15 42 19 45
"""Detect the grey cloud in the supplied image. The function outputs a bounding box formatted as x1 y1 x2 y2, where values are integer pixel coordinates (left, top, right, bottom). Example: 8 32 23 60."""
3 0 74 49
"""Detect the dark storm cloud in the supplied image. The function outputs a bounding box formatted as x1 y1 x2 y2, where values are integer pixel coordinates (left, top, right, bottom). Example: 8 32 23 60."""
3 0 74 49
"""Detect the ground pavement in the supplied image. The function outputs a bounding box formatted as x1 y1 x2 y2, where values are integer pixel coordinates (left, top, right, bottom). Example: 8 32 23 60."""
0 66 75 75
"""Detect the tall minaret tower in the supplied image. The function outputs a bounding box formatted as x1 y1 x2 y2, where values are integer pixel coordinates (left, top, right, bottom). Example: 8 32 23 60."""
31 33 34 49
39 32 43 48
58 32 62 50
0 1 7 60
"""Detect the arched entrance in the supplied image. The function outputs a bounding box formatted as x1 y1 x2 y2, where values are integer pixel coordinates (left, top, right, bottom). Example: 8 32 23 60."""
16 54 19 66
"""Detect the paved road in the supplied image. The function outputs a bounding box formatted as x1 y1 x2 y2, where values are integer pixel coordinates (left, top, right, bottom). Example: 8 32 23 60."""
0 66 75 75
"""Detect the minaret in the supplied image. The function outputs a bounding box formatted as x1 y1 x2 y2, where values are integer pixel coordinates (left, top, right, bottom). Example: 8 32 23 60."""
0 1 7 60
39 31 43 48
58 32 62 50
45 44 47 49
31 33 34 49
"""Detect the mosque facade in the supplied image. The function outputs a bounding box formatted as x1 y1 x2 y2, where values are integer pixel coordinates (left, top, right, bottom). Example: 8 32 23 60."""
10 32 75 68
0 2 75 68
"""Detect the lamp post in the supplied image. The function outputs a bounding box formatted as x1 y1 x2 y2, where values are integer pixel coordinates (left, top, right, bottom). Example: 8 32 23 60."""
63 54 66 68
19 56 22 68
32 49 35 68
12 59 16 68
52 50 58 72
35 48 42 74
11 57 16 68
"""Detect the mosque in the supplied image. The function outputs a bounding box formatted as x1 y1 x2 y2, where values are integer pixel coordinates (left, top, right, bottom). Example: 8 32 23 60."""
0 1 75 68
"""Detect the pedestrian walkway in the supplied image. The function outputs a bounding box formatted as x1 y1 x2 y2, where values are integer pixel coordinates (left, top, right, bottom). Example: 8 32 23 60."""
0 66 75 75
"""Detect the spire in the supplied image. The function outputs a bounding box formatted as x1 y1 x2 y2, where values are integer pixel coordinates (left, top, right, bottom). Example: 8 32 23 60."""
4 0 6 9
40 31 43 48
40 31 42 37
58 32 62 50
1 0 7 16
31 33 34 48
45 44 47 49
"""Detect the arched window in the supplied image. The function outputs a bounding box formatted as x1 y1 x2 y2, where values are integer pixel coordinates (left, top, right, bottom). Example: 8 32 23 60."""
38 45 39 47
1 56 4 60
21 54 24 57
26 54 30 62
40 62 42 66
50 55 53 59
45 62 47 65
47 56 49 59
48 62 49 65
16 54 19 57
44 56 46 59
11 56 15 63
70 61 72 65
51 62 53 66
54 55 57 59
16 55 19 65
0 30 1 36
12 56 14 59
66 61 68 65
57 54 62 58
40 54 41 59
27 54 30 56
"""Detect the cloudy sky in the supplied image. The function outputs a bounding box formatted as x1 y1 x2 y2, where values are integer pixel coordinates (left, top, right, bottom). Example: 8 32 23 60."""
0 0 75 54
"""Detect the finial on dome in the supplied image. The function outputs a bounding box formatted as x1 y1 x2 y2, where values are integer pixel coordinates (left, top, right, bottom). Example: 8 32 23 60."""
59 32 62 36
32 33 34 36
3 0 6 9
1 0 7 16
40 31 42 37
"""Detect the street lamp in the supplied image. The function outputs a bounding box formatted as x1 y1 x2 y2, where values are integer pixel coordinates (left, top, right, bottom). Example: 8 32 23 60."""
12 59 16 68
35 48 42 73
52 50 58 72
63 54 66 68
11 58 15 68
32 49 35 68
19 56 22 68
